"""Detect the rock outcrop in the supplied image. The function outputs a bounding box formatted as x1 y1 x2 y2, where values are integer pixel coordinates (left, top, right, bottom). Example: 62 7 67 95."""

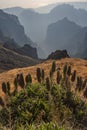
47 50 69 60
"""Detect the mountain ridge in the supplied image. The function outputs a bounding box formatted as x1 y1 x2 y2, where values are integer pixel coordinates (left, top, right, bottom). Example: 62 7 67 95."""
4 4 87 43
0 44 40 73
44 17 87 58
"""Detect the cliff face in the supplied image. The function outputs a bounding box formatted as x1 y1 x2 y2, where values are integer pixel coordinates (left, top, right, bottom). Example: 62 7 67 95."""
0 10 38 59
44 18 81 56
44 18 87 58
0 10 32 46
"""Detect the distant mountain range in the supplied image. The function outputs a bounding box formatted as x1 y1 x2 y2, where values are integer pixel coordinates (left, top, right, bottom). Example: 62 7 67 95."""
4 4 87 44
35 2 87 13
3 3 87 59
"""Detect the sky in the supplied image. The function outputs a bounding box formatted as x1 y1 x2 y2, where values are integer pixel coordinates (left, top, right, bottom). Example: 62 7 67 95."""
0 0 87 9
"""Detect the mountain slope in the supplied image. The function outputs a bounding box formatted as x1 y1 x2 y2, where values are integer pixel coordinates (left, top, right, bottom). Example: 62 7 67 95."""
0 45 39 73
44 18 87 58
0 58 87 87
3 42 38 59
0 9 33 46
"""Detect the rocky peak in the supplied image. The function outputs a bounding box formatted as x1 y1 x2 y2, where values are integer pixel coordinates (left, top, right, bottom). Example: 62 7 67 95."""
47 50 70 60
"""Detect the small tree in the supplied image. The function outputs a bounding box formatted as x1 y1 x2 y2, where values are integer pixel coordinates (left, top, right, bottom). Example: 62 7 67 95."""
46 77 50 91
36 68 41 83
25 74 32 84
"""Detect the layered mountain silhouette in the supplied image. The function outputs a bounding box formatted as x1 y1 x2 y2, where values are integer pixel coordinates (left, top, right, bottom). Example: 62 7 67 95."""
44 17 87 58
0 45 39 72
0 10 40 71
3 4 87 59
4 4 87 44
4 7 24 16
0 9 38 57
36 2 87 13
0 30 39 72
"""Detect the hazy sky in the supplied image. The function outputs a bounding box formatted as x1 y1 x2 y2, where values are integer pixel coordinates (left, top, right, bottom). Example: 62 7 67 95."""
0 0 87 9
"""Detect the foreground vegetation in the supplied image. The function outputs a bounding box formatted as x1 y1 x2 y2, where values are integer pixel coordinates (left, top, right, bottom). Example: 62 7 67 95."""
0 61 87 130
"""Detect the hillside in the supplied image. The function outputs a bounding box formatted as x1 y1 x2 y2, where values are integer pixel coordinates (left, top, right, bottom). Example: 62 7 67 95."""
3 42 38 59
0 58 87 130
0 58 87 97
0 45 39 73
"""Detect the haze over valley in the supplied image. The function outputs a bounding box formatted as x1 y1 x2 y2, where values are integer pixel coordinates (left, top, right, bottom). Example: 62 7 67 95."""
3 3 87 59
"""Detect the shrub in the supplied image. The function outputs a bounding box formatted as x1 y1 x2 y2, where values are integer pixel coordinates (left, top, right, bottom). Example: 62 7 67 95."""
2 82 7 94
82 79 87 90
63 64 67 79
56 70 61 84
51 61 56 73
67 66 71 76
46 77 50 91
13 77 18 95
41 69 45 82
83 87 87 98
25 74 32 84
17 73 25 88
7 82 11 96
36 68 41 83
71 70 76 82
50 61 56 82
0 97 4 107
